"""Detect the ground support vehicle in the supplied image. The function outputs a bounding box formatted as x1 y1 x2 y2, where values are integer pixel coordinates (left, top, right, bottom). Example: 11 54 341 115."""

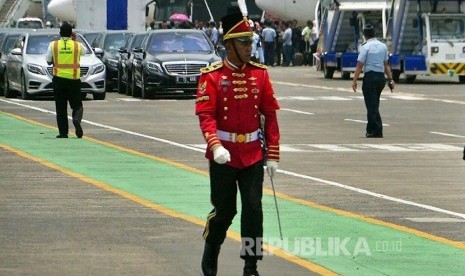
316 0 389 79
389 0 465 83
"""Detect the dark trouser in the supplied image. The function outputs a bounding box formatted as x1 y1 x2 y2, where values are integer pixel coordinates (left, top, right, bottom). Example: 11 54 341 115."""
204 160 264 260
264 42 275 66
362 71 385 136
282 44 293 66
275 42 282 65
53 76 83 136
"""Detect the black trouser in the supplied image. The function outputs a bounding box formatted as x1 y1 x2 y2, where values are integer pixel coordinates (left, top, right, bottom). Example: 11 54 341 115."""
275 42 282 65
264 41 275 66
362 71 385 136
203 160 264 260
53 76 83 136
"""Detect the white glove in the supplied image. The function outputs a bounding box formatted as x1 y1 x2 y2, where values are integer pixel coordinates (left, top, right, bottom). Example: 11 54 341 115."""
266 161 278 178
212 146 231 164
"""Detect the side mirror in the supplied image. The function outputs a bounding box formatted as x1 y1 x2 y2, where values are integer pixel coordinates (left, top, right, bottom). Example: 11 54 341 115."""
11 48 22 55
94 47 104 58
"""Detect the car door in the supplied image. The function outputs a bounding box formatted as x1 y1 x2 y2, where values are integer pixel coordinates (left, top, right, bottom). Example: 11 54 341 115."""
6 35 25 91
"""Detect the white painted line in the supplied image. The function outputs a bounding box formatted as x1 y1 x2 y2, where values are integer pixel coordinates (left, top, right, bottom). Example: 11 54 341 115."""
405 217 465 223
3 98 465 220
277 96 317 101
278 169 465 220
117 98 142 102
389 95 426 101
319 96 351 101
310 144 359 152
367 144 415 152
280 108 314 115
0 99 204 153
272 80 465 105
430 131 465 139
345 118 390 127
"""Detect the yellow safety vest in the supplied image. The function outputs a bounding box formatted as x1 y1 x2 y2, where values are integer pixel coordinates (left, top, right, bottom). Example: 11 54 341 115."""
51 38 82 80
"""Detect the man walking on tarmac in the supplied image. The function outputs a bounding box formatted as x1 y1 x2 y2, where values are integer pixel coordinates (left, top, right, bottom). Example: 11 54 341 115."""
352 24 394 138
195 4 280 276
46 22 86 138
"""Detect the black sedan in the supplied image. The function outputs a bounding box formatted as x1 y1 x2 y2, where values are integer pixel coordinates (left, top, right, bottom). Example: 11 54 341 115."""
131 29 221 99
117 32 148 96
92 30 134 91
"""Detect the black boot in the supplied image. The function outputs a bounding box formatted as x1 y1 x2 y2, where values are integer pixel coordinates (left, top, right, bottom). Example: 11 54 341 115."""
72 107 83 138
243 259 259 276
201 243 221 276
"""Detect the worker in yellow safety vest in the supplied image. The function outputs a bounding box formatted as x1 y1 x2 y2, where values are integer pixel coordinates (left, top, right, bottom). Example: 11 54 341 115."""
46 22 86 138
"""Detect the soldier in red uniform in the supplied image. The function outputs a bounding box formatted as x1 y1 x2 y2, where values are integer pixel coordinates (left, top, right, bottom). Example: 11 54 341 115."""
196 7 280 276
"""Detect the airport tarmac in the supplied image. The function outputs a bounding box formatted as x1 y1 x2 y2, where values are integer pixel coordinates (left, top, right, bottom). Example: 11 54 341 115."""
1 66 465 275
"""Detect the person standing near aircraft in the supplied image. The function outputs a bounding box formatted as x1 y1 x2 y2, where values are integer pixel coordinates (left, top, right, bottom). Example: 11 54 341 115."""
195 4 280 276
261 20 276 66
352 24 394 138
282 21 293 66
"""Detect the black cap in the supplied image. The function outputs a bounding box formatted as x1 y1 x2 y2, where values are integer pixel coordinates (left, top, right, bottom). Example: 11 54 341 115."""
60 22 73 37
363 24 375 37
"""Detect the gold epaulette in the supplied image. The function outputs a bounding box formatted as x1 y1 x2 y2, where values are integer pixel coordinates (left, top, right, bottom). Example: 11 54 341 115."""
200 62 223 73
249 61 268 69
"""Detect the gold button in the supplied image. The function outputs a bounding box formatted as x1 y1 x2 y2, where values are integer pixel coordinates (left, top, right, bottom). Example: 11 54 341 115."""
254 105 258 109
224 107 228 111
224 98 227 102
254 95 258 99
224 116 228 120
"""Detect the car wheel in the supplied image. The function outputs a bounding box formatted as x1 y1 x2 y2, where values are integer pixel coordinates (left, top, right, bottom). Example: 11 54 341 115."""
21 73 31 100
4 71 15 98
341 71 350 80
405 75 416 84
132 70 141 98
392 70 401 83
126 72 132 96
323 65 334 79
141 73 152 99
117 70 126 94
93 92 106 100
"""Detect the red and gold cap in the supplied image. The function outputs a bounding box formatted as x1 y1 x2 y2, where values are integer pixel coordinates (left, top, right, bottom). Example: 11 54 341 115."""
221 8 253 41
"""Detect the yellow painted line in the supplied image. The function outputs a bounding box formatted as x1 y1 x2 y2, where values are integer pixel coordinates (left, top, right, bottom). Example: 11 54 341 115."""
2 111 464 256
274 192 465 250
0 143 338 276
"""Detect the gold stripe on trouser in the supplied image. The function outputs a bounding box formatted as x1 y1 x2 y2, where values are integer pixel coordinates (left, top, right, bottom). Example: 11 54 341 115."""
430 63 465 74
203 211 217 240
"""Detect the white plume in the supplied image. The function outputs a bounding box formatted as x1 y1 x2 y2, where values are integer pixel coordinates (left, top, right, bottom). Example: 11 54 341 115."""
238 0 248 17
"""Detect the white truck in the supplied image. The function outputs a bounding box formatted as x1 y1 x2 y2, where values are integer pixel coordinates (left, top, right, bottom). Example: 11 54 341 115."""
389 0 465 83
316 0 390 79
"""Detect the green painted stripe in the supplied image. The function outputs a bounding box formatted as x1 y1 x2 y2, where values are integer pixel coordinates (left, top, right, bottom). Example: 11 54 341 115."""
1 113 464 275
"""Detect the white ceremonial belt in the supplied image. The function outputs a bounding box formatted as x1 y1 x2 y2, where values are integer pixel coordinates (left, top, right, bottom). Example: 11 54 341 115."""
217 129 260 143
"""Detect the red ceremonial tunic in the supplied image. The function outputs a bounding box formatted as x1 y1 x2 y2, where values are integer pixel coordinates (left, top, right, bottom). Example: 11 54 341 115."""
195 60 280 169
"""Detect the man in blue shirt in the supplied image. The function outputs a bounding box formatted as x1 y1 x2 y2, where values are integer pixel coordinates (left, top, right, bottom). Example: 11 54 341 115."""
282 21 293 66
261 20 276 66
352 24 394 138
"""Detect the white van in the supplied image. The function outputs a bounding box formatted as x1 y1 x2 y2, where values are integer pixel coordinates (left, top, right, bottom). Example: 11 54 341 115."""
15 17 44 29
